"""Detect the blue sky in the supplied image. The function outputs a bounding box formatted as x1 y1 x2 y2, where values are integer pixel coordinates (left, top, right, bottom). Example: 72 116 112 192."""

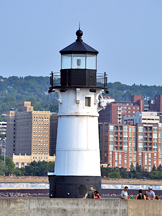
0 0 162 85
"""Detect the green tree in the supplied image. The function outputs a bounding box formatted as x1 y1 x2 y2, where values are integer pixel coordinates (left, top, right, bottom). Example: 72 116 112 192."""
152 165 156 171
157 164 162 172
0 161 4 175
23 161 54 176
136 162 142 173
0 155 15 175
148 171 159 179
119 167 128 178
109 172 121 178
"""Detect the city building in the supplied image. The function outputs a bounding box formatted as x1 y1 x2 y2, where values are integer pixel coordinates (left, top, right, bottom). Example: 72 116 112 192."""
13 153 55 168
152 95 162 112
99 123 162 172
0 121 7 137
124 112 160 125
6 102 56 165
99 95 144 124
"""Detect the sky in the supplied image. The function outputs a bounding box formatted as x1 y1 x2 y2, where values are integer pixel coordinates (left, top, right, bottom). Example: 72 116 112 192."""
0 0 162 86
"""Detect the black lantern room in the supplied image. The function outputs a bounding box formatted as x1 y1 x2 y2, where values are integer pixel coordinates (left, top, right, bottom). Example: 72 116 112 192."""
60 28 98 88
49 28 108 93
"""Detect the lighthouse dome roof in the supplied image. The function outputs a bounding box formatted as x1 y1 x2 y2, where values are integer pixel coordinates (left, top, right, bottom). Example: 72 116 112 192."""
60 28 98 55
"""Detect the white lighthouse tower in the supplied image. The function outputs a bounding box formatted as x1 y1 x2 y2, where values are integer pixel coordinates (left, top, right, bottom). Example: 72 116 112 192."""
48 28 108 198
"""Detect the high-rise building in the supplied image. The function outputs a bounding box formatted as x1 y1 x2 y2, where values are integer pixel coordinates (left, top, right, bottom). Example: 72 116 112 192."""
6 102 56 164
99 95 144 124
99 123 162 171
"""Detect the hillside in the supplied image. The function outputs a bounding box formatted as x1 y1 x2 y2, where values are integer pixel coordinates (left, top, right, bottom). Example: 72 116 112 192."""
0 76 58 114
1 76 162 114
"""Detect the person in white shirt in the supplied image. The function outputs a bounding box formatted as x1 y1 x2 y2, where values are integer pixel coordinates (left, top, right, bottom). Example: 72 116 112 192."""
120 186 128 200
147 186 155 200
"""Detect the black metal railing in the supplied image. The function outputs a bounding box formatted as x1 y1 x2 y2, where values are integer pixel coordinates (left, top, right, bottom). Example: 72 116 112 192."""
49 71 108 89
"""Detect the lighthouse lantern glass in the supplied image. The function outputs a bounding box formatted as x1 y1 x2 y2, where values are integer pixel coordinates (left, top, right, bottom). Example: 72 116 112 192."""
72 54 85 69
86 54 96 70
61 54 71 69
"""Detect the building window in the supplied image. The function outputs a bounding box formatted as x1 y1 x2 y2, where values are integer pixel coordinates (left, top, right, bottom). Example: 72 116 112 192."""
85 97 91 107
138 126 143 132
109 125 114 131
153 127 158 132
123 126 128 131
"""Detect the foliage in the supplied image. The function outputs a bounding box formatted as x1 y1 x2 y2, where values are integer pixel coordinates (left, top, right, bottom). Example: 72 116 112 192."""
0 76 58 114
109 171 121 178
101 163 162 180
0 155 15 175
101 166 125 179
13 168 24 176
23 161 55 176
0 116 7 122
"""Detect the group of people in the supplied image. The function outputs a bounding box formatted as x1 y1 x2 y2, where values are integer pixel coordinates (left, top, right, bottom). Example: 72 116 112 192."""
83 185 102 199
120 186 160 200
83 185 160 200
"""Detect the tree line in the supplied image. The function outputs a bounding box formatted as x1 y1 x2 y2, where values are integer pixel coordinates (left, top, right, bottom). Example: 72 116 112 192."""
0 155 54 176
101 162 162 179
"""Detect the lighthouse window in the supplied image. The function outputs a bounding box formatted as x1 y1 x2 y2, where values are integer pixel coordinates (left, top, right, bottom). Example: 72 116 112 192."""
85 97 91 107
61 54 71 69
72 54 85 69
86 55 96 69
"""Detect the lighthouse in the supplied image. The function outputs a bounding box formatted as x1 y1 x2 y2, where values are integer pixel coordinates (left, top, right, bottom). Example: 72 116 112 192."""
48 28 108 198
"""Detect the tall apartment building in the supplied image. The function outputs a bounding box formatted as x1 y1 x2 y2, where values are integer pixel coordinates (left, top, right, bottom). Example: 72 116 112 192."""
6 102 57 165
99 123 162 172
99 95 144 124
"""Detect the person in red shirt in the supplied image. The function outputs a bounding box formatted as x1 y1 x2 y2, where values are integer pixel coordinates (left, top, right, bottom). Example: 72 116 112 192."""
94 191 102 199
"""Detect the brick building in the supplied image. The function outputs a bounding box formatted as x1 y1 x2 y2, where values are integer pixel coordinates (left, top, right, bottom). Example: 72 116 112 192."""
99 95 144 124
152 95 162 112
99 123 162 172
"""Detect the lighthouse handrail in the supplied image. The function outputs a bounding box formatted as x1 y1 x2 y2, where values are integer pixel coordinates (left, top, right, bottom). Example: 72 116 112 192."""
49 71 107 88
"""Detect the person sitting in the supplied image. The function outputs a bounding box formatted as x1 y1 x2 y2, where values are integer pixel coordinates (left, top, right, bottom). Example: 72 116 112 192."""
147 186 155 200
155 195 160 200
144 189 149 200
83 185 96 199
94 190 102 199
136 189 146 200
